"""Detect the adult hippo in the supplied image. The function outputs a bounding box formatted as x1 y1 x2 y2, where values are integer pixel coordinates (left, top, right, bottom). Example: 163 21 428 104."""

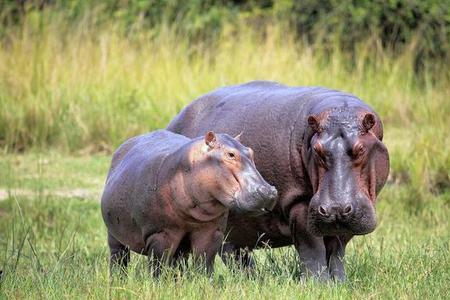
167 81 389 281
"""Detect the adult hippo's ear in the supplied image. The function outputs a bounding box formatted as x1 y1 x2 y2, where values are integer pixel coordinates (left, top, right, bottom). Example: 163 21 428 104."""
362 112 384 141
204 131 217 149
362 113 376 132
368 140 390 201
307 115 321 132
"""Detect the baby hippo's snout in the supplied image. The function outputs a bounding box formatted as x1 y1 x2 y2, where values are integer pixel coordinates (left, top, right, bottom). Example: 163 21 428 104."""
238 182 278 214
256 185 278 208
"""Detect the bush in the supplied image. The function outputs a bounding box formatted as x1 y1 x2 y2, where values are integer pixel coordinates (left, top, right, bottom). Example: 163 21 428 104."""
1 0 449 65
276 0 450 67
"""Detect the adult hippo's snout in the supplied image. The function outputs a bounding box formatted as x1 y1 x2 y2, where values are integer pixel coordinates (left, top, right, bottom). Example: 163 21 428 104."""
308 193 377 236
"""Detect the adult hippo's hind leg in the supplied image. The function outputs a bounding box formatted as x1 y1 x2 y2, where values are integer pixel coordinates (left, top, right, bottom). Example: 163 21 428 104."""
324 235 352 281
108 232 130 277
289 202 329 280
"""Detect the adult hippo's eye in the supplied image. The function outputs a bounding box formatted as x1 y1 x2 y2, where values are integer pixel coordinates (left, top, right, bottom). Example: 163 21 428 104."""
351 143 367 163
353 143 366 158
313 143 327 167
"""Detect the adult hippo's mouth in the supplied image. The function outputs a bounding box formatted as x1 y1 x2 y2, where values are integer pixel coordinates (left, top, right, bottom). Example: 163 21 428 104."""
307 199 378 236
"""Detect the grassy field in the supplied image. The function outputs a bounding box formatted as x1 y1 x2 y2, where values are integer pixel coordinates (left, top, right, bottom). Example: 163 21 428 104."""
0 153 449 299
0 9 450 300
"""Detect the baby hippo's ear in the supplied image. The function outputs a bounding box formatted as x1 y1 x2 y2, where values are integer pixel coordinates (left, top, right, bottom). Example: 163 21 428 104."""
234 131 243 142
204 131 217 149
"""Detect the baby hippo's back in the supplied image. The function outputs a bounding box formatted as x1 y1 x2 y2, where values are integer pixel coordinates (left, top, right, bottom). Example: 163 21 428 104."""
101 130 189 252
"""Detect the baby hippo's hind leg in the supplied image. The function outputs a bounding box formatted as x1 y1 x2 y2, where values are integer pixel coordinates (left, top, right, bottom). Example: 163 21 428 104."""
108 232 130 277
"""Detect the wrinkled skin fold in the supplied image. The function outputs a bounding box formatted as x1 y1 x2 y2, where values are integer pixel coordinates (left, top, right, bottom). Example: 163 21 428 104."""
167 81 390 281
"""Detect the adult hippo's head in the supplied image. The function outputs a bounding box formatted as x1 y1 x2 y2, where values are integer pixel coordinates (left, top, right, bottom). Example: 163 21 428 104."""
305 106 389 236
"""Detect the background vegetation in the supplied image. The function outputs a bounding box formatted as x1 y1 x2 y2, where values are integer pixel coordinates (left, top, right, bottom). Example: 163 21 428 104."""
0 1 449 299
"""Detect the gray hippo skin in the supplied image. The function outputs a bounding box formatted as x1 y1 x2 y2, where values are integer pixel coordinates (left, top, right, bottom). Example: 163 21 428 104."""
101 129 277 276
167 81 390 281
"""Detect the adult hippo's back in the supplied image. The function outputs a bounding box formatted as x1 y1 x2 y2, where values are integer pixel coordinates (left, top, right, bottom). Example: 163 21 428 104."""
167 81 389 281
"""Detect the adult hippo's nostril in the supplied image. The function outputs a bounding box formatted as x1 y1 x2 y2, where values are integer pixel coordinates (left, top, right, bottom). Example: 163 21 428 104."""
317 204 353 219
318 205 330 217
341 204 353 216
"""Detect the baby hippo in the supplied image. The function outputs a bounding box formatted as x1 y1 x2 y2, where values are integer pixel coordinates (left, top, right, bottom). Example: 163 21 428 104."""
101 130 277 276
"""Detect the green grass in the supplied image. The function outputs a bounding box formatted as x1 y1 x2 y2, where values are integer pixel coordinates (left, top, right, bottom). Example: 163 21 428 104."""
0 152 109 192
0 154 449 299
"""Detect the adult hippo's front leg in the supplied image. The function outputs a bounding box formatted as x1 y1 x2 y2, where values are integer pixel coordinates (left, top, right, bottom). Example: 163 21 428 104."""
289 202 329 280
324 235 352 281
290 202 352 281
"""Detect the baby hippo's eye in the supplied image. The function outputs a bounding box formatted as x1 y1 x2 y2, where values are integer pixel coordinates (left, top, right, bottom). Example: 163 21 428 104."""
226 152 236 160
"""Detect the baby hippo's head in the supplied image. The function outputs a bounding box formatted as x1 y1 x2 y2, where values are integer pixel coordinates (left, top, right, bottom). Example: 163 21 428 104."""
191 131 278 215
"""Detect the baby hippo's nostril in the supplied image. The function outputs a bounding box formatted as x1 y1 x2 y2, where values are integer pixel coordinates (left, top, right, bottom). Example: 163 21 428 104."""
267 186 278 199
318 205 330 217
341 204 353 216
257 185 278 199
257 186 270 197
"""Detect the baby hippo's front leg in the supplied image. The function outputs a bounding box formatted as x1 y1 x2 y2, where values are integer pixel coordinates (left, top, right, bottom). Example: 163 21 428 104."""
145 230 183 277
190 226 224 274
